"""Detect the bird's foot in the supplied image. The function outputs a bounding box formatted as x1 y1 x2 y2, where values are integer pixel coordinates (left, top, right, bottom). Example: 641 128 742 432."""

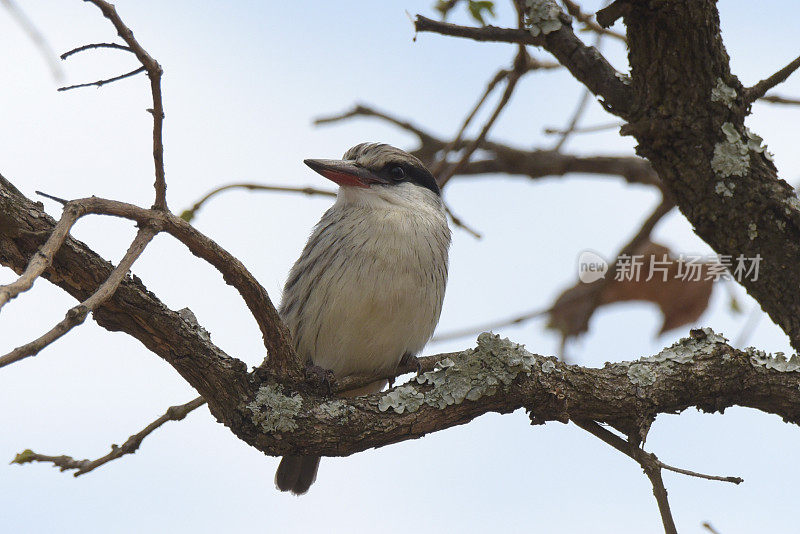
399 352 422 374
388 352 422 388
305 363 337 395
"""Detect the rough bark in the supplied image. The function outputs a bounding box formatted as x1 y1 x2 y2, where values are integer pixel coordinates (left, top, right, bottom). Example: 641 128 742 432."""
622 0 800 351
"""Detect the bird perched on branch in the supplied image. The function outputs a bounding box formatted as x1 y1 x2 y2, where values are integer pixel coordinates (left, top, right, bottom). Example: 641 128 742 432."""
275 143 451 495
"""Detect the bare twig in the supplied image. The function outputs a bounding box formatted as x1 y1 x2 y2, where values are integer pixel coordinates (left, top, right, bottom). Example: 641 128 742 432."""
414 15 632 116
573 419 677 534
429 53 559 177
745 54 800 104
2 193 300 380
429 67 511 176
758 93 800 106
315 104 439 146
60 42 132 60
702 522 722 534
0 205 81 310
180 183 336 223
658 461 742 485
84 0 167 210
544 121 622 135
11 396 206 476
551 18 608 152
443 203 482 239
57 66 145 92
1 0 63 80
437 47 527 188
0 225 157 368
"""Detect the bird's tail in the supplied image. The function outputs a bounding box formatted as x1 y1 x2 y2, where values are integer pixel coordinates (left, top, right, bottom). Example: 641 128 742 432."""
275 455 320 495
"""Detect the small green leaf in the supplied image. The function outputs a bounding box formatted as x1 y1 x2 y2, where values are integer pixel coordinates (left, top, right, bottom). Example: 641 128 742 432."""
468 1 495 25
179 209 195 223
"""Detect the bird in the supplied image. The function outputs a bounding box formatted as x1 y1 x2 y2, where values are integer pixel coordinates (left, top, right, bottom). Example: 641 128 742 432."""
274 142 451 495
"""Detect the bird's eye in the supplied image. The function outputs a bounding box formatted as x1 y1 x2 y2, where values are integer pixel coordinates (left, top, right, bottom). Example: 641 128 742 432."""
389 165 405 181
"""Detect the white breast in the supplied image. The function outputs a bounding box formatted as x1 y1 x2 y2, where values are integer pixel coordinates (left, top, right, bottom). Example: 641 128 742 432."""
280 183 450 380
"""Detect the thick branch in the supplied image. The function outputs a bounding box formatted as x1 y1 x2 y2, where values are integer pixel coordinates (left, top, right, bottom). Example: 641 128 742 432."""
0 176 249 421
35 194 299 381
0 225 157 368
237 329 800 457
620 1 800 350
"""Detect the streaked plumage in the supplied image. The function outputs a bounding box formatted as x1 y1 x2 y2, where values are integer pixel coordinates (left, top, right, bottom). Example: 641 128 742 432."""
275 143 450 495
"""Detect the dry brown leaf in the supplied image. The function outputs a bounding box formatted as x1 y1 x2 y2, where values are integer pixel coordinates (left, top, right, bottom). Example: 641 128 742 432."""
547 241 715 339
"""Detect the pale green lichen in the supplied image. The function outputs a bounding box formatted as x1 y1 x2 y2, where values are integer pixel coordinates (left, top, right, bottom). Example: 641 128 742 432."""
710 78 737 108
715 181 735 197
785 195 800 218
378 385 424 414
627 363 657 387
247 384 302 433
541 360 556 374
615 72 631 85
178 307 212 341
747 348 800 372
745 128 774 162
711 123 750 177
748 223 758 240
641 328 727 364
524 0 562 36
316 399 354 420
627 328 728 387
416 333 537 409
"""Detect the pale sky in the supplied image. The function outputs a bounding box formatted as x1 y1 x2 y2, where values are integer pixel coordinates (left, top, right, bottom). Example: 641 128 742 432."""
1 2 799 533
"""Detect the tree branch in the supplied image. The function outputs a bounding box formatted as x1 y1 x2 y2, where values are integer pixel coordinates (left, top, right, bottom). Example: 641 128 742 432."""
38 193 300 381
745 54 800 104
11 396 206 476
0 225 157 368
179 183 336 223
0 176 254 421
60 42 132 60
84 0 167 210
759 93 800 106
0 202 81 310
57 66 145 91
438 47 527 187
315 103 659 188
414 15 633 115
573 420 678 534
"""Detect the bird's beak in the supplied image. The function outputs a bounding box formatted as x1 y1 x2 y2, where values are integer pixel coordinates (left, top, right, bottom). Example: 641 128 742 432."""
304 159 389 188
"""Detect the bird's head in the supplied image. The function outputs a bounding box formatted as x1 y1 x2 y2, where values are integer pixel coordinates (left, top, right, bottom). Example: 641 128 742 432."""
304 143 440 208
